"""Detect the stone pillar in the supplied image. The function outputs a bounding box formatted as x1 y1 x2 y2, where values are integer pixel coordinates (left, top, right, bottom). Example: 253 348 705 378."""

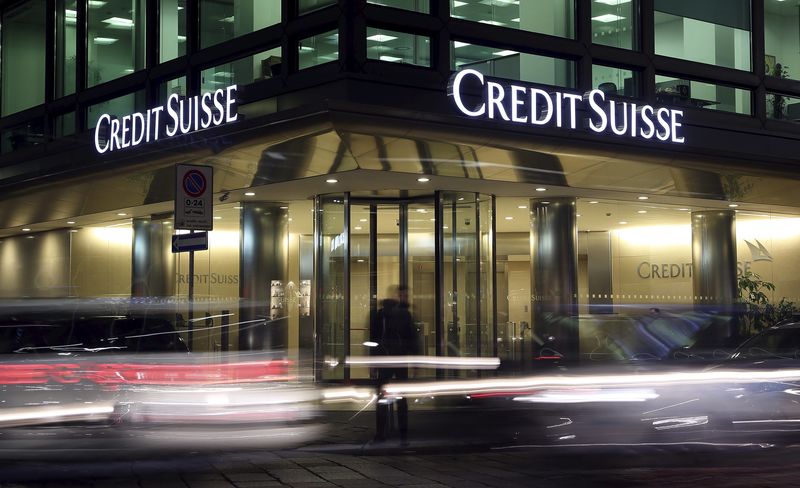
239 203 289 351
131 215 175 297
691 210 737 307
530 197 579 361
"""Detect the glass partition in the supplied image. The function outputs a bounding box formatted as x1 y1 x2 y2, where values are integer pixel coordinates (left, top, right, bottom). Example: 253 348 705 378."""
316 194 347 380
593 64 639 97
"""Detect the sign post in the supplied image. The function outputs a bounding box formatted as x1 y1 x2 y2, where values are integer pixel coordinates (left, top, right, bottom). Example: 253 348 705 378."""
175 164 214 350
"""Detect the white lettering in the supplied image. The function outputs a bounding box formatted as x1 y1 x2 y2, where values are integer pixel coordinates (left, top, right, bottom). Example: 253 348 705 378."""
487 82 509 121
225 84 238 123
110 118 121 151
94 114 111 153
213 89 225 125
671 109 684 143
120 115 131 148
530 88 553 125
588 90 607 133
131 112 145 146
510 85 527 123
201 92 213 128
656 107 670 141
166 94 180 137
448 69 486 117
563 93 582 129
610 100 628 136
639 105 655 139
151 106 164 141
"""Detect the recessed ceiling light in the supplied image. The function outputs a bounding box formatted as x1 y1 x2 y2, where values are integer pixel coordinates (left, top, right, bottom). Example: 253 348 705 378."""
22 228 31 231
453 0 467 6
728 204 739 208
354 226 362 231
326 178 338 184
67 221 76 224
93 37 118 45
69 230 79 233
453 41 470 48
279 206 289 209
637 210 647 214
638 196 649 200
26 236 35 239
244 192 255 196
518 205 527 209
367 34 398 42
380 55 403 62
479 19 506 26
163 221 171 225
443 226 449 229
492 49 518 56
102 17 133 28
458 197 465 201
359 218 367 222
535 187 547 192
541 201 550 204
416 208 427 213
213 216 222 220
357 259 365 262
576 214 581 217
619 221 628 224
678 208 690 211
592 14 626 23
589 200 599 204
430 218 436 221
417 177 430 182
117 212 127 216
505 216 514 220
595 0 631 5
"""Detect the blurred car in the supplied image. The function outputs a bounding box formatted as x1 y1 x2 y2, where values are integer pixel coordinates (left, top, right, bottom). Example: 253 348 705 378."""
0 300 323 457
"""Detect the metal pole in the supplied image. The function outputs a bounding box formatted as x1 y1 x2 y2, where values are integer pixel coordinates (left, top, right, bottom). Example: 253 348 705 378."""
188 230 194 351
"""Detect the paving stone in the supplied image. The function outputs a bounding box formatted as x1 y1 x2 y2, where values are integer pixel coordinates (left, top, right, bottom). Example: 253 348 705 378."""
270 469 325 484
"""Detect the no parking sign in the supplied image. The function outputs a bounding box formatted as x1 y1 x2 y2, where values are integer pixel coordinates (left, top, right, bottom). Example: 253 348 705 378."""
175 164 213 231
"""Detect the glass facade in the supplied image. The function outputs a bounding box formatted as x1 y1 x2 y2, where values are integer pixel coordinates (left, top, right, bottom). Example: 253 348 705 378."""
160 0 187 63
369 0 429 13
655 0 751 71
200 0 280 48
656 75 751 115
593 64 639 97
452 42 575 88
87 90 145 128
367 28 430 66
298 0 336 15
299 30 339 69
56 0 77 98
451 0 574 39
592 0 636 49
2 0 46 115
765 1 798 82
87 0 146 87
201 47 282 93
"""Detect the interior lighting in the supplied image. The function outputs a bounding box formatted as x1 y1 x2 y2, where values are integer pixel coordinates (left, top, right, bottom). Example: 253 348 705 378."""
67 221 76 224
492 50 518 57
22 228 31 232
417 176 430 182
535 187 547 192
637 210 647 214
518 205 527 209
453 0 467 6
479 20 506 26
505 216 514 220
595 0 631 5
638 196 649 200
592 14 626 23
619 221 628 224
93 37 118 45
117 213 127 216
244 192 255 196
88 0 107 6
589 200 599 204
213 216 222 220
326 178 338 184
454 41 470 48
367 34 398 42
380 55 403 62
728 204 739 208
102 17 134 28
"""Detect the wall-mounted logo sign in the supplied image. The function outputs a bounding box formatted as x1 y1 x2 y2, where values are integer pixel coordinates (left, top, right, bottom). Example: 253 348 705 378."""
448 69 685 144
94 85 238 154
744 239 773 262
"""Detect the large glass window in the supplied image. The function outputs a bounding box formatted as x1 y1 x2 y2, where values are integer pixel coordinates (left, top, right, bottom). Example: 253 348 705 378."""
593 64 639 97
655 0 751 71
200 0 280 49
656 75 751 115
592 0 636 49
299 30 339 69
298 0 336 15
369 0 429 13
367 28 430 66
158 76 186 104
450 0 574 39
201 47 281 94
87 0 146 87
767 92 800 122
1 120 44 154
765 2 799 82
2 0 46 115
56 0 77 98
452 41 575 88
87 90 145 129
160 0 186 63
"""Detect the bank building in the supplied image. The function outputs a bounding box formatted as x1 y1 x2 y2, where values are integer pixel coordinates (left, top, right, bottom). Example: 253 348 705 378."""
0 0 798 380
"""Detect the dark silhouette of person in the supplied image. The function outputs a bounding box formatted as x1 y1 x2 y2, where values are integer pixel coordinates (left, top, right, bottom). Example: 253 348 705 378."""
370 284 418 442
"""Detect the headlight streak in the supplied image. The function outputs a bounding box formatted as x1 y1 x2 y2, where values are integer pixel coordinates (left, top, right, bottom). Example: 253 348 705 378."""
345 356 501 369
512 388 659 403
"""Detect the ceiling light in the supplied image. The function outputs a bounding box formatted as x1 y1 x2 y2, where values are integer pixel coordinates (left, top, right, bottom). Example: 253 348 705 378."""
511 17 520 22
244 192 255 196
492 49 518 57
576 214 581 217
26 236 35 239
518 205 527 209
102 17 134 28
279 206 289 209
88 0 107 6
619 221 628 224
453 0 467 6
117 213 128 216
65 9 77 18
354 226 362 230
541 201 550 204
637 196 649 200
177 35 187 42
728 204 739 208
637 210 647 214
479 20 506 26
417 177 430 182
163 221 171 225
326 178 338 183
595 0 631 5
380 55 403 62
535 187 547 192
458 197 465 201
592 14 626 23
93 37 118 45
69 230 79 233
213 216 222 220
67 221 76 224
505 216 514 220
360 218 367 222
416 208 427 213
443 226 449 229
367 34 398 42
589 200 599 204
678 208 690 211
22 228 31 232
454 41 471 48
219 15 234 23
357 258 365 262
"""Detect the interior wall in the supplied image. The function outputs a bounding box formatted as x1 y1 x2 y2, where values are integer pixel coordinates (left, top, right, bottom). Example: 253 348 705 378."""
0 230 70 298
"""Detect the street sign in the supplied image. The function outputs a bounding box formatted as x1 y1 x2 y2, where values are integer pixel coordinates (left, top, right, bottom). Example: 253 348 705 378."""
171 232 209 253
175 164 213 230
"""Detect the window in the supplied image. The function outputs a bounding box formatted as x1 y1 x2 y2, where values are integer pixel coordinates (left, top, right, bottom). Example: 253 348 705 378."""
655 0 751 71
767 92 800 122
593 65 639 97
765 2 799 82
54 112 76 138
87 91 145 129
2 0 46 115
56 0 77 98
450 0 574 39
452 41 575 88
87 0 146 87
298 0 336 15
299 30 339 69
656 75 750 115
1 120 45 153
160 0 187 63
592 0 636 50
368 0 429 13
200 0 280 48
159 76 186 105
201 47 282 93
367 28 430 66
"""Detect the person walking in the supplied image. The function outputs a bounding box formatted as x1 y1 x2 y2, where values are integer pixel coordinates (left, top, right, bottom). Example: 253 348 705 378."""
370 284 418 443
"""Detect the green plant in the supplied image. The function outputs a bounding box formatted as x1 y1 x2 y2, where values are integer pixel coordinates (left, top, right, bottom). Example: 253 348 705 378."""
770 63 790 119
737 271 796 336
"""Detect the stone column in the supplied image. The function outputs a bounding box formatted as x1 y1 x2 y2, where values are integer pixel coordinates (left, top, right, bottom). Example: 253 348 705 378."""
131 215 175 297
691 210 737 307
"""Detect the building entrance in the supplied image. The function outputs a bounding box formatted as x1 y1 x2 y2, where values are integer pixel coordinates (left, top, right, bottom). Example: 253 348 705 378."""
315 192 495 381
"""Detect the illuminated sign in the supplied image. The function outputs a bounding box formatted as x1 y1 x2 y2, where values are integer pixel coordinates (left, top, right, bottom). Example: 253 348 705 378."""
94 85 238 154
448 69 685 144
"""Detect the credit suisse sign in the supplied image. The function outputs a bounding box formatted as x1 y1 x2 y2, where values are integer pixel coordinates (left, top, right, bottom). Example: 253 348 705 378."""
94 85 238 154
448 69 685 144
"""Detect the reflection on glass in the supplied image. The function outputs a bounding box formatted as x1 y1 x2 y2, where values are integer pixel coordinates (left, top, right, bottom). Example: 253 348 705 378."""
159 77 186 105
2 0 46 115
160 0 186 62
200 47 282 94
450 0 573 39
54 112 76 138
318 195 346 380
593 65 638 97
592 0 636 49
408 201 436 375
767 92 800 122
369 0 429 13
349 204 372 380
452 41 575 87
655 0 751 71
200 0 280 48
765 2 798 81
87 91 145 129
1 120 45 154
87 0 146 87
655 75 750 115
56 0 77 98
478 196 494 358
299 30 339 69
367 28 430 66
